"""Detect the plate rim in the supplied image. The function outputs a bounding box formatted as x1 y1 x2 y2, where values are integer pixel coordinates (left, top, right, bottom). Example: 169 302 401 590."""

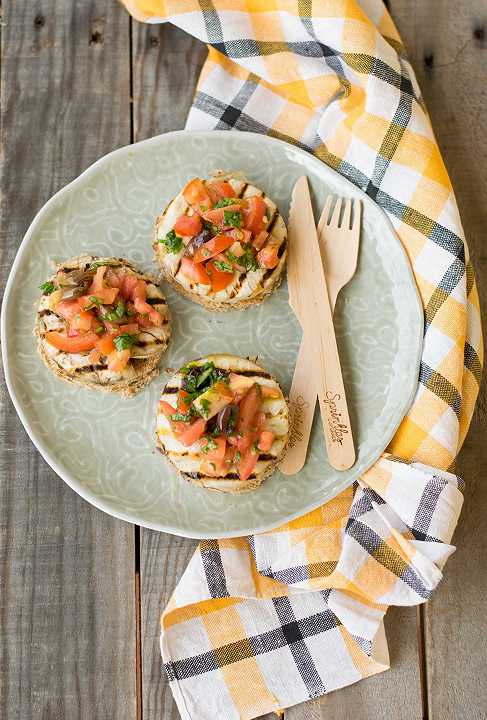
1 129 424 539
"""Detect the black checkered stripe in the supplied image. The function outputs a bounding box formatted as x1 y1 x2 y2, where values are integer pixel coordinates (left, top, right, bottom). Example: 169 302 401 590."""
165 594 341 698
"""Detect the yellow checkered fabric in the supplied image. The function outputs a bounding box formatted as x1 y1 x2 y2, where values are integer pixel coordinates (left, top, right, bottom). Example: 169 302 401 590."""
124 1 482 718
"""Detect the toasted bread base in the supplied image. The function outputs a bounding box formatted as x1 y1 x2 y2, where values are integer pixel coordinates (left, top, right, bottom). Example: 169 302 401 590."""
35 255 171 397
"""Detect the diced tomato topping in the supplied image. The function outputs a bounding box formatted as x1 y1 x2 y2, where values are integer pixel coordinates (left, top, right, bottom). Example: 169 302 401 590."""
237 449 259 482
243 196 267 235
228 241 245 258
183 178 212 212
118 323 139 334
107 349 130 373
193 234 235 264
159 400 187 435
257 242 280 269
201 436 227 461
148 309 163 327
174 213 202 237
177 390 191 412
237 384 262 434
258 430 274 453
68 310 99 336
206 260 235 292
120 274 139 300
180 256 211 285
105 268 123 288
55 298 84 320
202 205 242 226
206 181 235 202
178 418 206 447
90 266 107 293
252 231 268 250
44 331 99 353
88 348 101 364
96 333 117 356
227 228 252 245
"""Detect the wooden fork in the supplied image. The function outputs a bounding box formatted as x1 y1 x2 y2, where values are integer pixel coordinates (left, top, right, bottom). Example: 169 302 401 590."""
280 196 361 475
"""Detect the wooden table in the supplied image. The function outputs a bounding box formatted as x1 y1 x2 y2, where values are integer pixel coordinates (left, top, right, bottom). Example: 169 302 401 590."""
1 2 486 718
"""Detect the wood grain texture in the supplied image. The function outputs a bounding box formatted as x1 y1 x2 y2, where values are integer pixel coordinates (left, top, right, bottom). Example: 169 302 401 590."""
131 20 207 720
0 2 136 718
389 2 487 718
287 607 423 720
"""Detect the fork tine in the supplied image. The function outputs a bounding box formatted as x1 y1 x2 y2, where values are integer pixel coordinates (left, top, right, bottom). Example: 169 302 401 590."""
329 197 342 227
342 199 352 229
319 195 334 230
351 199 362 231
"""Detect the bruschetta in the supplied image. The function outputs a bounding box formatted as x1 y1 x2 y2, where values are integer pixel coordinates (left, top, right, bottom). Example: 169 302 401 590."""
156 354 289 493
35 255 171 396
153 172 287 311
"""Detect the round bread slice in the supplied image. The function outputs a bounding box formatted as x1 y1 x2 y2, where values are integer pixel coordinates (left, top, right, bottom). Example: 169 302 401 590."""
35 255 171 397
153 172 287 311
156 354 289 493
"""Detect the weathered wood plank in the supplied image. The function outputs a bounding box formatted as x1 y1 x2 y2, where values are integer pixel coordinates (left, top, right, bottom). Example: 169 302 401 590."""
0 2 136 718
131 21 207 720
287 607 422 720
389 2 487 718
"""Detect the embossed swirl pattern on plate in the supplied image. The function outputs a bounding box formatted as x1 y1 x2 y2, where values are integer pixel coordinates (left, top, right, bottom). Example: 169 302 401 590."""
2 131 423 537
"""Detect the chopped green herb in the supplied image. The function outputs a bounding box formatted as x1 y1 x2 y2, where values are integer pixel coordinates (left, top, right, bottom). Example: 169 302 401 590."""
234 451 241 463
88 260 121 271
210 462 216 471
202 437 217 453
211 224 220 235
87 296 102 308
198 399 211 418
39 281 55 295
196 363 216 388
113 333 138 351
237 245 260 272
160 229 183 254
213 260 234 273
214 198 237 209
170 412 192 423
102 300 127 322
200 204 208 213
223 210 242 229
211 426 221 438
95 326 104 335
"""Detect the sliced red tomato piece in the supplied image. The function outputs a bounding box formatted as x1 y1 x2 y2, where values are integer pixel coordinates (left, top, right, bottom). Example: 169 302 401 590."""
237 449 259 482
257 430 274 452
180 256 211 285
193 234 234 264
159 400 187 435
201 436 226 461
55 298 84 320
68 309 95 334
117 323 139 334
243 196 267 235
252 230 268 250
206 260 234 293
86 266 120 304
202 205 242 226
206 180 235 202
237 383 262 434
120 274 139 300
105 268 123 288
107 349 130 373
200 444 235 476
227 228 252 245
44 331 98 353
258 242 280 269
174 213 202 237
96 332 117 356
183 178 212 212
178 418 206 447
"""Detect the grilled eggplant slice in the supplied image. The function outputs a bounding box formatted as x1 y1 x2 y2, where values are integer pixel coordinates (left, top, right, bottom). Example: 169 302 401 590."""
156 354 289 493
153 172 287 311
35 255 171 397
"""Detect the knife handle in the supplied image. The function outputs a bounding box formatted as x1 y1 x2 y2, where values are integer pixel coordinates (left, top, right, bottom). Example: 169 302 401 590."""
280 339 317 475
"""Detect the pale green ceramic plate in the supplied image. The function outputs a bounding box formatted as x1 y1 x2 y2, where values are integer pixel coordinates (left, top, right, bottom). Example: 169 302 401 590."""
1 130 423 538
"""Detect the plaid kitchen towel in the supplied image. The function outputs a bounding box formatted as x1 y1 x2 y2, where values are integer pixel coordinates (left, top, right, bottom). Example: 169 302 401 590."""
124 1 483 718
